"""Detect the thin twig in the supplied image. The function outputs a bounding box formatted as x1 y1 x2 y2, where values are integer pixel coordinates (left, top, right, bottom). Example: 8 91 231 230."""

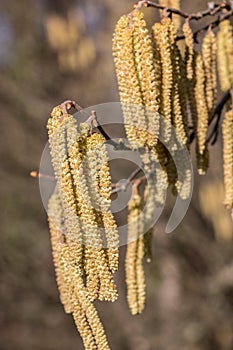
189 89 231 144
111 167 143 194
136 0 228 20
86 110 131 151
177 9 233 41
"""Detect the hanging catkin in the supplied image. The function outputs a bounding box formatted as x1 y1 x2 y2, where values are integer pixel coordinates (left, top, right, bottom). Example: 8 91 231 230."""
125 185 146 315
195 54 209 174
183 20 194 80
217 20 233 92
131 10 160 147
85 132 119 273
48 192 110 350
66 120 100 300
222 108 233 210
85 132 118 302
202 28 217 117
113 14 146 148
47 107 83 252
113 11 160 148
152 18 175 143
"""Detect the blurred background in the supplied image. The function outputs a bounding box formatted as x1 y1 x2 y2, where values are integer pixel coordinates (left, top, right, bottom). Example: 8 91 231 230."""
0 0 233 349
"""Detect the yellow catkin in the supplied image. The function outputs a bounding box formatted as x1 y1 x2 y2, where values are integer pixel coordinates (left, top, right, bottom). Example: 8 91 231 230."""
217 20 233 92
222 109 233 210
202 28 217 117
113 11 160 148
58 234 110 350
183 20 194 80
172 43 189 147
86 132 119 273
125 187 146 315
152 18 175 143
48 191 73 314
159 0 181 30
131 10 160 147
85 132 118 302
47 107 83 252
142 185 155 263
66 119 100 300
195 54 209 174
113 14 146 148
48 192 110 350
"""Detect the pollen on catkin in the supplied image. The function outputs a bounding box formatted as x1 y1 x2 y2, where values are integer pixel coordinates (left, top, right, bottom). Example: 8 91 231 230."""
85 132 118 302
125 186 146 315
86 132 119 273
202 28 217 117
183 20 194 80
195 54 209 174
47 107 83 247
113 14 146 148
113 11 160 149
217 20 233 92
48 192 110 350
222 108 233 210
152 18 175 143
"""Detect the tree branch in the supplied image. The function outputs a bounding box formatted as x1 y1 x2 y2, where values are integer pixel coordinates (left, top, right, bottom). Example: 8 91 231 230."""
139 0 228 20
177 9 233 41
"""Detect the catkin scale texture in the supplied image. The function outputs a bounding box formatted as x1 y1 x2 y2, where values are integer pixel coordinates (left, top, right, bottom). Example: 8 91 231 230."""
217 20 233 92
113 11 160 148
125 189 146 315
194 54 209 174
222 109 233 209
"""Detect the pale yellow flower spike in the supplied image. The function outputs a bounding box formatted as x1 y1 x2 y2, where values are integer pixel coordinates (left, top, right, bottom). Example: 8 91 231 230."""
58 234 110 350
126 186 146 315
183 20 194 80
48 192 73 314
217 20 233 92
172 44 189 146
202 28 217 117
66 120 100 301
131 10 160 147
195 54 209 175
85 132 118 302
222 108 233 210
86 132 119 273
48 193 109 350
152 18 175 142
113 15 145 148
47 107 83 254
159 0 181 30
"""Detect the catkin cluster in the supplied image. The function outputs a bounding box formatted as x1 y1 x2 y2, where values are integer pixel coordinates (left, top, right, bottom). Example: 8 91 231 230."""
47 106 119 349
44 4 233 350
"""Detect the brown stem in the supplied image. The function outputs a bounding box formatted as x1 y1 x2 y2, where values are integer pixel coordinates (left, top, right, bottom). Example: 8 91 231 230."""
138 0 228 20
177 9 233 41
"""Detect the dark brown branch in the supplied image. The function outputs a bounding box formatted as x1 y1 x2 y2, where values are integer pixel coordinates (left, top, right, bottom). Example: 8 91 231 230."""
86 110 131 151
111 167 143 194
189 89 232 144
177 9 233 41
135 0 228 20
